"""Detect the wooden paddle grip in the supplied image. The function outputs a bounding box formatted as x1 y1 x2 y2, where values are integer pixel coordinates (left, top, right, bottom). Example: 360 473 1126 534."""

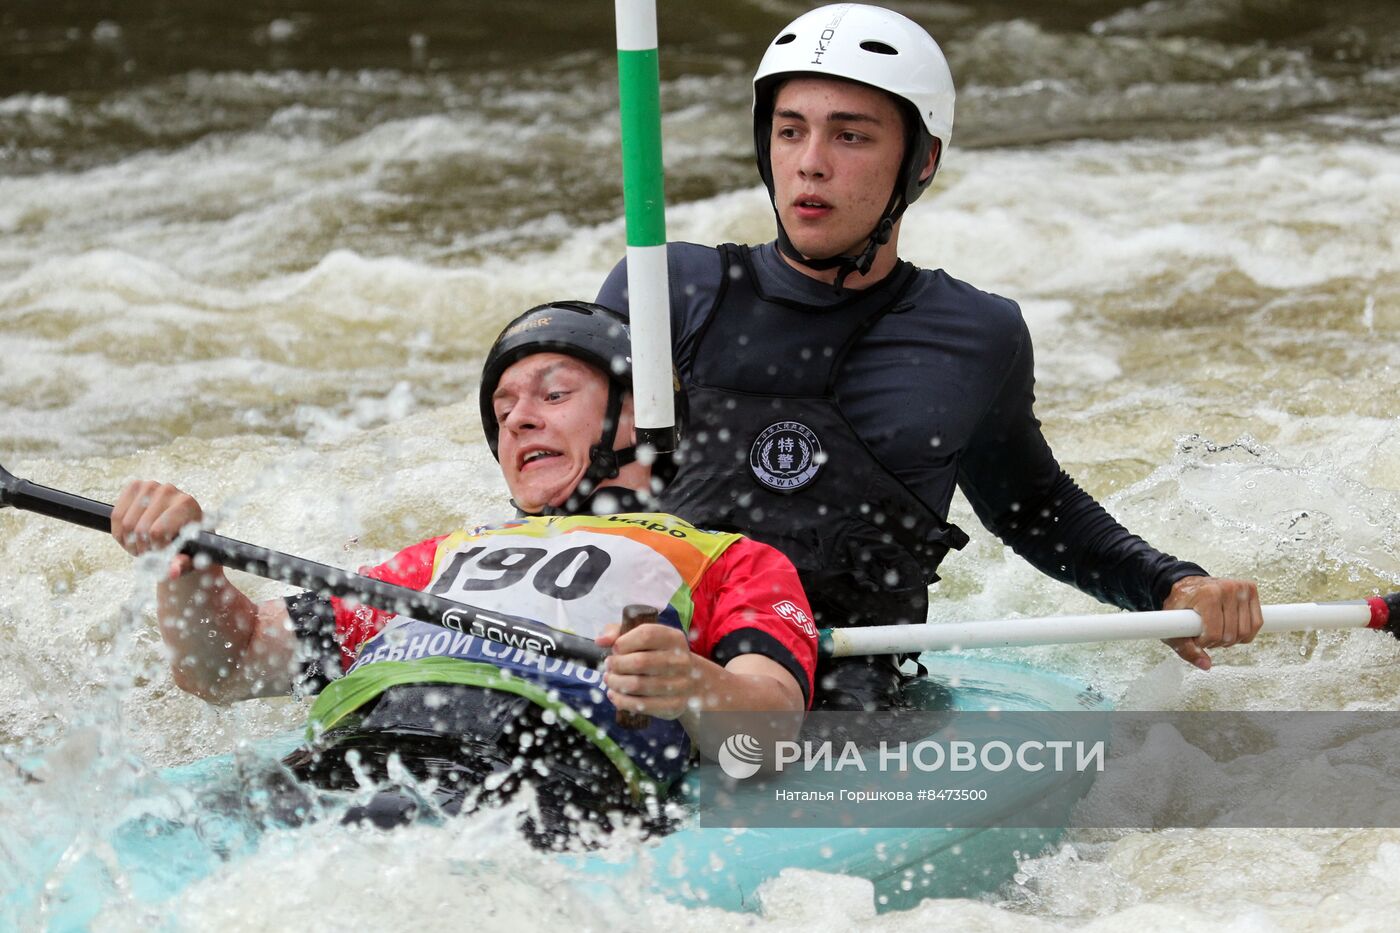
615 604 657 730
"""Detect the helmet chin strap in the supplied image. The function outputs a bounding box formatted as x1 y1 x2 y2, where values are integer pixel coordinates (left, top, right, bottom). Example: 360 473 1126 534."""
773 188 906 292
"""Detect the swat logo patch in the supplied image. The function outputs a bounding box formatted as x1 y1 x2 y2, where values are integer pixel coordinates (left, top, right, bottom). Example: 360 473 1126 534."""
750 421 823 491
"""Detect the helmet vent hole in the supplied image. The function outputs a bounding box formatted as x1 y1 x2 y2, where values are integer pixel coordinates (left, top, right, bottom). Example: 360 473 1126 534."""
859 40 898 55
774 33 796 45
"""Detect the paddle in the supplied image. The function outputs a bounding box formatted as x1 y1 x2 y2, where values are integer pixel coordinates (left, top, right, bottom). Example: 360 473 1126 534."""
7 461 1396 665
821 594 1400 658
615 0 677 455
0 461 607 665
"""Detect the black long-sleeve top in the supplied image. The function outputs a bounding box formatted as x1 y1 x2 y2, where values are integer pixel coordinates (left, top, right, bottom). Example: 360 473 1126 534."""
598 242 1206 612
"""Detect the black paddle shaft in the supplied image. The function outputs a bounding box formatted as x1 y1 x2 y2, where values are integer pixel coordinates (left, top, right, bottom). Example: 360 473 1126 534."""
0 463 606 664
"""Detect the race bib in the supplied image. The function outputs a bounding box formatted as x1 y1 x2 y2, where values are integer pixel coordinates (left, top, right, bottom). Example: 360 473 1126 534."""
426 528 685 637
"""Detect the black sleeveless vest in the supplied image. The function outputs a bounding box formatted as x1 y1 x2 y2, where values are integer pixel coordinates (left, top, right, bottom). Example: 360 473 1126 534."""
658 244 969 630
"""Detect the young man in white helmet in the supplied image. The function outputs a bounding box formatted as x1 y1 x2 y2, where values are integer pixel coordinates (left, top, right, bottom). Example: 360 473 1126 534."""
109 301 814 843
596 4 1262 710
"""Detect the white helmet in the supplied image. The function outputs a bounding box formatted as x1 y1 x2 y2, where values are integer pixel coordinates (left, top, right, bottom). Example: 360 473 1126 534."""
752 4 956 282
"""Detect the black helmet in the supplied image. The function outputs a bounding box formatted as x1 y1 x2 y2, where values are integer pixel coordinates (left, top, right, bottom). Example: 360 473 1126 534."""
479 300 682 512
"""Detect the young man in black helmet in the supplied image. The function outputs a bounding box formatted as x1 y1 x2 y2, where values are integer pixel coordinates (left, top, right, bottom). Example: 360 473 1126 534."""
596 3 1263 711
109 301 814 843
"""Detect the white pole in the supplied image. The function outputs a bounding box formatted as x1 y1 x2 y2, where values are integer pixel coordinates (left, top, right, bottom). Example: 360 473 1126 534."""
823 598 1395 658
615 0 677 454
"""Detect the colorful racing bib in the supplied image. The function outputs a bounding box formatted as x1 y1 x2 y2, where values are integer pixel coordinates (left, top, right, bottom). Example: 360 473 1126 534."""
307 513 743 794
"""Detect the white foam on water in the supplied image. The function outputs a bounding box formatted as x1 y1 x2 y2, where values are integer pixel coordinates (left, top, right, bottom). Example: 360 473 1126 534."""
0 92 74 117
903 135 1400 297
0 246 543 457
2 126 1398 930
0 400 505 769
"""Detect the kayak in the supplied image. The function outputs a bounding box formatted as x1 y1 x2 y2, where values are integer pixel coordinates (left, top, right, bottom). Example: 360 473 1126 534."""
1 652 1107 928
578 651 1111 912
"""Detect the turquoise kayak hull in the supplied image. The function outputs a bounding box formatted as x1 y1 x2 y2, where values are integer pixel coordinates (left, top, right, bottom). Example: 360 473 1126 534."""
576 653 1109 912
2 653 1107 928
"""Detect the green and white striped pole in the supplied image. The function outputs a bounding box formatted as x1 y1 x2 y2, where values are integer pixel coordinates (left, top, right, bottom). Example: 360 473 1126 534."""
615 0 677 454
